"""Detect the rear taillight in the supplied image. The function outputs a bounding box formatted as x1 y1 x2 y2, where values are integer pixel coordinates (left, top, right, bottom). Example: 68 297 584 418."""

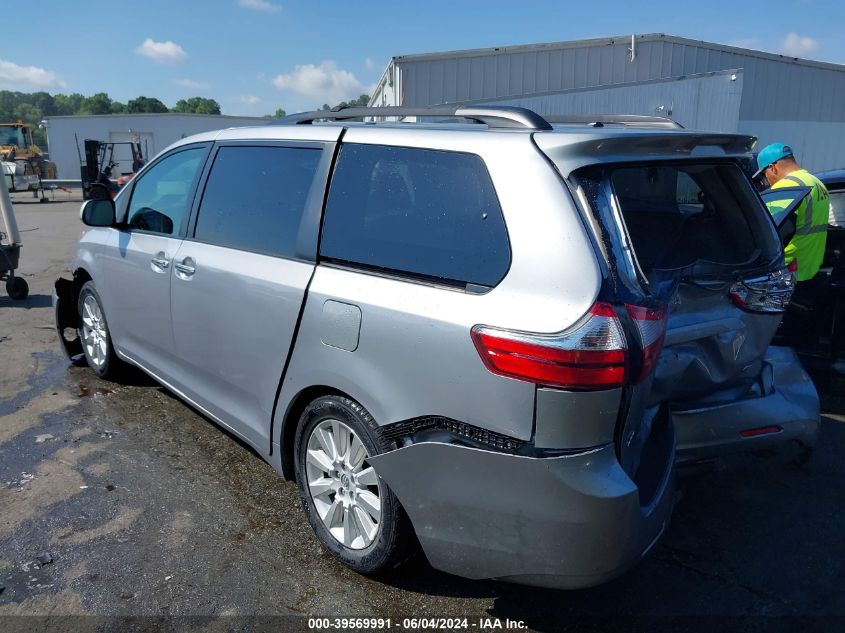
740 425 782 438
625 304 667 384
729 266 795 313
471 302 628 391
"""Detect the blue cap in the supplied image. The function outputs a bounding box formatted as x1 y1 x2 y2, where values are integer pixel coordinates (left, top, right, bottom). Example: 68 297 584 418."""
754 143 794 179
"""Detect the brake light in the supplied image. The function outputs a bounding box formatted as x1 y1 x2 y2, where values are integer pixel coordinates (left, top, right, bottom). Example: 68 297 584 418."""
729 266 795 313
625 304 667 383
471 302 627 391
787 259 798 273
740 425 782 438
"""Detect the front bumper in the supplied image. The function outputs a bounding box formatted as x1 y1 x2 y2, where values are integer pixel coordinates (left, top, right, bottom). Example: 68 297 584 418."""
54 277 82 359
672 346 819 462
368 424 674 589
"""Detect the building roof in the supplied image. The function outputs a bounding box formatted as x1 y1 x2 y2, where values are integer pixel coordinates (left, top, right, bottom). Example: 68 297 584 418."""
391 33 845 74
44 113 266 121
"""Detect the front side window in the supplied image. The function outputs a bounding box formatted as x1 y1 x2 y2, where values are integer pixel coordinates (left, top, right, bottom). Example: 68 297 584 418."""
126 146 206 236
320 144 510 287
193 146 322 258
760 186 812 226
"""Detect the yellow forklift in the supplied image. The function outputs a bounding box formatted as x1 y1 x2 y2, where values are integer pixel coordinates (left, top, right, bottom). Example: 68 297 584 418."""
1 120 57 203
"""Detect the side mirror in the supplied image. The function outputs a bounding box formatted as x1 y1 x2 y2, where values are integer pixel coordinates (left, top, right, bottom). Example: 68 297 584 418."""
80 199 115 227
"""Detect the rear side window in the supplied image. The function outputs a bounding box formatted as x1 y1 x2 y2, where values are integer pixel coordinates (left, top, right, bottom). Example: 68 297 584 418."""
194 146 321 258
320 144 510 287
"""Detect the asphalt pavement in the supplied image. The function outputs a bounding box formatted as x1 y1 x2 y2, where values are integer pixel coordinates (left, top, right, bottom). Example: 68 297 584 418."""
1 196 844 632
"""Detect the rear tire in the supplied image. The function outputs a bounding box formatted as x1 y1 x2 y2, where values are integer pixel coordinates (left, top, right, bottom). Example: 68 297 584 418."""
77 281 124 380
6 276 28 300
294 396 413 575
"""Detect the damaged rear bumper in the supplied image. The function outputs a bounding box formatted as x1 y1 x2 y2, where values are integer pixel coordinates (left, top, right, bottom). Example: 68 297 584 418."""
673 346 819 462
368 423 674 589
54 277 82 359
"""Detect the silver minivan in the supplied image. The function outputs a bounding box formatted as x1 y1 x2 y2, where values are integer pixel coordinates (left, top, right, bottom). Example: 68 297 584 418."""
55 106 819 589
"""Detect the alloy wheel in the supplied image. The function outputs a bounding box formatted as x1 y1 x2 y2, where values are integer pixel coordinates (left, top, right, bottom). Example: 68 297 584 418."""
81 294 108 369
305 419 382 549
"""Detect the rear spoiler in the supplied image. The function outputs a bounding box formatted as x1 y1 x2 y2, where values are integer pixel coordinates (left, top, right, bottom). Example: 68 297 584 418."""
534 132 757 175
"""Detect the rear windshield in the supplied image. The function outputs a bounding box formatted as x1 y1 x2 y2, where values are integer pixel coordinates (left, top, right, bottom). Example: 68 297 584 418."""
574 162 781 279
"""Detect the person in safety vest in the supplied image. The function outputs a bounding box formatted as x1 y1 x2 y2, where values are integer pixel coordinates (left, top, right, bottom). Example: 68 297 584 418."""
754 143 830 282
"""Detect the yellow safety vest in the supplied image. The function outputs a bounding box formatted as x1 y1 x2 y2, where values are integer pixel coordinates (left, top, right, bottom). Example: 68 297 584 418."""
769 169 829 282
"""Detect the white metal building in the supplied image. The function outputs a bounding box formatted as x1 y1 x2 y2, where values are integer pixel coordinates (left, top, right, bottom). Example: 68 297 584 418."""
43 113 266 179
370 33 845 171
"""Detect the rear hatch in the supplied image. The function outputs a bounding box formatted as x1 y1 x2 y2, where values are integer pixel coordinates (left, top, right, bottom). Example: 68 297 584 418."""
536 131 794 470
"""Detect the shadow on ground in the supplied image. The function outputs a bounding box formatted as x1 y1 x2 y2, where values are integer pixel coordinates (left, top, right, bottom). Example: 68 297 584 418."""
0 294 53 309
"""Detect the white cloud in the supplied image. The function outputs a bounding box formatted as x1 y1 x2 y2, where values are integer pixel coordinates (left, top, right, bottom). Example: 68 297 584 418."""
241 95 262 104
135 38 188 64
273 61 366 103
173 78 210 90
0 58 65 89
780 32 820 57
238 0 281 12
364 57 376 71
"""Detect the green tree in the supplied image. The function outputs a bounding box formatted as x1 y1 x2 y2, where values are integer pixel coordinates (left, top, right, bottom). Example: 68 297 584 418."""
127 96 169 113
13 103 42 124
321 94 370 110
79 92 113 115
172 97 221 115
0 91 20 121
53 93 85 116
28 92 56 117
110 101 127 114
263 107 287 118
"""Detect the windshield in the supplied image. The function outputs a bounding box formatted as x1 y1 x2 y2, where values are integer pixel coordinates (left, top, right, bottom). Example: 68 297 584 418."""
0 126 28 148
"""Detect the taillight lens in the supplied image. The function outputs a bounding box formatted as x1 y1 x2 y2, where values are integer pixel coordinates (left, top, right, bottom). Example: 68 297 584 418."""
729 266 795 313
471 302 628 390
625 304 667 383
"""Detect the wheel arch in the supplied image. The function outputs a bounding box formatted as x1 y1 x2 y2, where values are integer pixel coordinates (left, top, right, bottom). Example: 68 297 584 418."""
73 267 93 297
279 384 356 481
55 267 96 359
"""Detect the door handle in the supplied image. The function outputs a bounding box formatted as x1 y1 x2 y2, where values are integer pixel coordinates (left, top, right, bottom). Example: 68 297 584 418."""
150 252 170 272
174 257 196 278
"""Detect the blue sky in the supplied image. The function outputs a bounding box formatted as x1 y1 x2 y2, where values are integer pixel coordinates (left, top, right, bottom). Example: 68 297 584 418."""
3 0 844 115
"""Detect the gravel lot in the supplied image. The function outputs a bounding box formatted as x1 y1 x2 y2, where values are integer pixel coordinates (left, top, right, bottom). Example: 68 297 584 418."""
1 196 844 632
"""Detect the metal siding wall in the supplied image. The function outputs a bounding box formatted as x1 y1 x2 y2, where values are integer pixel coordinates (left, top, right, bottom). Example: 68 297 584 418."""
488 72 742 133
395 36 845 129
43 115 263 179
740 119 845 172
740 58 845 122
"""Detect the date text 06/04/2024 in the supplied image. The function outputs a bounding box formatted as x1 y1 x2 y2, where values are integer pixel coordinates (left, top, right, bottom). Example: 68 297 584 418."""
307 617 528 630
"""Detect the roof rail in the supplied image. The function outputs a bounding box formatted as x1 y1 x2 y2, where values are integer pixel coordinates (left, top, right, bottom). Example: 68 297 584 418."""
544 114 683 129
280 105 553 131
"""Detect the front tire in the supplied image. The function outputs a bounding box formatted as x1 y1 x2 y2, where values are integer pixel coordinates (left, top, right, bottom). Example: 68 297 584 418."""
77 281 124 380
294 396 412 575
